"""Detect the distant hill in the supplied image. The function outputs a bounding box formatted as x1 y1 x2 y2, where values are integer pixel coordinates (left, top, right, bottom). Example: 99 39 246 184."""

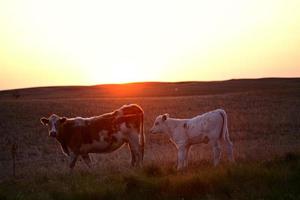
1 78 300 99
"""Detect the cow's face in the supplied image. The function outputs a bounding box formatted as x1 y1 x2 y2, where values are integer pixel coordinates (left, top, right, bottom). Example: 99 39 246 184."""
150 114 169 134
40 114 67 137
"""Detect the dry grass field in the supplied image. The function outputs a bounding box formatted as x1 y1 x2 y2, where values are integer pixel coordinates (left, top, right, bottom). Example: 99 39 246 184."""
0 78 300 199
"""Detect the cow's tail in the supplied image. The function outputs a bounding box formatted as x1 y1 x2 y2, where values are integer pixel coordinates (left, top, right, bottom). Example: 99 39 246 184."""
219 109 234 162
139 113 145 161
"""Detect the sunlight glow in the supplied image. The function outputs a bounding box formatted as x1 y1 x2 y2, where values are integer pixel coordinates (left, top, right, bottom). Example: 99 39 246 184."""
0 0 300 89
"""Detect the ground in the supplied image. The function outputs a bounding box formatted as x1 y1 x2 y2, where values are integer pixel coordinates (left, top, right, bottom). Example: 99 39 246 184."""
0 78 299 199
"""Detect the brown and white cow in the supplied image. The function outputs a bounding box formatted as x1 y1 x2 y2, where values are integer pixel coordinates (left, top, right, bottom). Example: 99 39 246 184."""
40 105 144 169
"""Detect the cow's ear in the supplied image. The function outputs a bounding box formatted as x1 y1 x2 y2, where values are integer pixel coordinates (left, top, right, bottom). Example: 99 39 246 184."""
60 117 67 123
162 113 169 121
40 117 49 125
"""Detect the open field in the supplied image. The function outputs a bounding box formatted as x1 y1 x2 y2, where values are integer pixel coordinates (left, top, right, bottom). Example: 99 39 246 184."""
0 78 300 199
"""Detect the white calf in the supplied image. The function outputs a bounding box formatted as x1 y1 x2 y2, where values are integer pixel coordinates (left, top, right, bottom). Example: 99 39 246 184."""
150 109 234 170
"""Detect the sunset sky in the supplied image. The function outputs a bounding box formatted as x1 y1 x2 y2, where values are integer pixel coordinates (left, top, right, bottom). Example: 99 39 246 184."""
1 0 300 90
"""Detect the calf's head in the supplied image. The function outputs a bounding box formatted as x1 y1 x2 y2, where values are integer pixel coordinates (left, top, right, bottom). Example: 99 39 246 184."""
40 114 67 137
150 114 169 134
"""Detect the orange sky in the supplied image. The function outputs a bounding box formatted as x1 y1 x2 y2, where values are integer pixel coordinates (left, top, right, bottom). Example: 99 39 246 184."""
1 0 300 90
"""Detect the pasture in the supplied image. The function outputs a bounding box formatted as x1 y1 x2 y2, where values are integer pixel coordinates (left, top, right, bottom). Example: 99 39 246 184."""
0 79 300 199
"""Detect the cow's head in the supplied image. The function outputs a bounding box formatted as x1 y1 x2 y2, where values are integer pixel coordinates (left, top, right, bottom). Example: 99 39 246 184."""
40 114 67 137
149 113 169 134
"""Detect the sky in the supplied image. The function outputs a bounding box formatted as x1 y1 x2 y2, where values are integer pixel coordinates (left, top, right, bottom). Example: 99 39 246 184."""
0 0 300 90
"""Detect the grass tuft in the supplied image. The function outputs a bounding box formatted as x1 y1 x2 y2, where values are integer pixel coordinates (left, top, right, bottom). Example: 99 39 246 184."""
1 154 300 199
142 163 163 177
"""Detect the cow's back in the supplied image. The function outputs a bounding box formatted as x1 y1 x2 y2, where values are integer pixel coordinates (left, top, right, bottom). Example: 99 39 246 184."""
117 104 144 115
87 116 115 136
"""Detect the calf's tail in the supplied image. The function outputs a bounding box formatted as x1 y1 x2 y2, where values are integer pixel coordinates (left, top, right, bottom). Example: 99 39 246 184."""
219 109 232 145
219 109 235 162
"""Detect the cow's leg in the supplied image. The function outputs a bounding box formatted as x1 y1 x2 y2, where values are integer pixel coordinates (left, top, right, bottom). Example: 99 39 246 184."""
81 154 92 168
128 144 137 167
212 141 221 166
127 131 142 167
177 145 187 170
69 153 78 169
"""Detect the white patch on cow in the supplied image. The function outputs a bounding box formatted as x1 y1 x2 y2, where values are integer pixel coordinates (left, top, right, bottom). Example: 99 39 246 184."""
80 139 111 154
112 131 124 143
99 130 108 141
80 130 122 154
119 122 130 132
109 131 125 150
48 115 59 133
50 126 57 133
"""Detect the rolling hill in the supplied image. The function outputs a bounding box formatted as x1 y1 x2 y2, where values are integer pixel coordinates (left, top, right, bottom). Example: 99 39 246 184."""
1 78 300 99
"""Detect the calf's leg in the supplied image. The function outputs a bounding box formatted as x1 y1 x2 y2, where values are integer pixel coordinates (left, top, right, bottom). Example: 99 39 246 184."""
183 145 190 168
177 145 188 170
212 141 221 166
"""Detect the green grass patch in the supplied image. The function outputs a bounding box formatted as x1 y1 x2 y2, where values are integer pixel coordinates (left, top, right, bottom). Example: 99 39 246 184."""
1 153 300 200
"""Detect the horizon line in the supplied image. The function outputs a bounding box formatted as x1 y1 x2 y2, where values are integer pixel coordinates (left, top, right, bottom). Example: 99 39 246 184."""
1 76 300 92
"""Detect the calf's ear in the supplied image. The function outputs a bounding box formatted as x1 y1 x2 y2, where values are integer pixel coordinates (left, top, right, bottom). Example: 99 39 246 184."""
162 113 169 121
40 117 49 125
60 117 67 123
